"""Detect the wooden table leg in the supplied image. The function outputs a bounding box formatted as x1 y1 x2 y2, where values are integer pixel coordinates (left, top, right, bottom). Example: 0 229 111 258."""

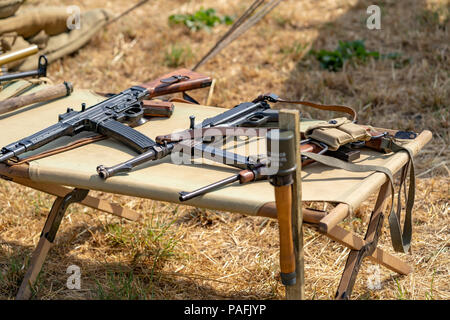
16 188 89 300
334 181 395 299
334 209 384 299
319 203 349 234
13 178 142 221
326 226 412 275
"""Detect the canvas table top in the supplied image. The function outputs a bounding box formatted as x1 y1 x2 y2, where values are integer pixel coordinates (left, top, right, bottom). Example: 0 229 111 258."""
0 82 431 216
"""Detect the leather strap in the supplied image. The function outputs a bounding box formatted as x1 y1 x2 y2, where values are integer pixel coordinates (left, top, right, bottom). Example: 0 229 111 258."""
277 98 357 122
10 135 106 166
256 94 357 122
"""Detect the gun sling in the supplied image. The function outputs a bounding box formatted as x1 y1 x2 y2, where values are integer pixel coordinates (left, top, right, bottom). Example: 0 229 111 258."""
8 134 106 165
303 136 415 254
256 94 357 122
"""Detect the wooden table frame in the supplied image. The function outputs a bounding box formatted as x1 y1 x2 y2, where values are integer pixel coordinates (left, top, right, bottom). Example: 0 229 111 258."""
0 129 432 300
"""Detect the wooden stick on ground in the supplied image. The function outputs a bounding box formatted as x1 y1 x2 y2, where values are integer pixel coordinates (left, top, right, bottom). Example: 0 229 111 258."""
0 82 73 115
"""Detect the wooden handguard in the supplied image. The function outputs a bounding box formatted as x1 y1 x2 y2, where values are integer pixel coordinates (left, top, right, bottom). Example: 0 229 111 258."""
139 68 212 98
300 142 324 167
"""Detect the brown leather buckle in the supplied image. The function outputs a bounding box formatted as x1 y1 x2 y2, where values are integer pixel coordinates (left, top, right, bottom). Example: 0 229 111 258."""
160 75 190 84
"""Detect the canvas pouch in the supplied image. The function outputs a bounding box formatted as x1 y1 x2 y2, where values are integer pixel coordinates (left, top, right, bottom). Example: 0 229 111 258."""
305 117 371 150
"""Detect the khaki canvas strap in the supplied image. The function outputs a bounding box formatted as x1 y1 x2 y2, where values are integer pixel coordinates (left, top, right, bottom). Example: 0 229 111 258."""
303 138 415 253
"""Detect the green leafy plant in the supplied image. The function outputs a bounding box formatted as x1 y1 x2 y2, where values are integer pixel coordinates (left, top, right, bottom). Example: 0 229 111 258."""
310 40 379 71
309 40 407 71
394 277 408 300
169 7 234 32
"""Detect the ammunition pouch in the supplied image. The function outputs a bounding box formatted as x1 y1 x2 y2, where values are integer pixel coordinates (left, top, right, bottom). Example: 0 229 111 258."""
305 117 371 151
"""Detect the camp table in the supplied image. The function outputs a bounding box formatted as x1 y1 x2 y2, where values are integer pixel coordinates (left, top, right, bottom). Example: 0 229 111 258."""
0 82 432 299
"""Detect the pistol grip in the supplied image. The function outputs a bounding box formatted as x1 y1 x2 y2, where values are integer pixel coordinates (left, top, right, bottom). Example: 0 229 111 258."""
142 100 174 118
98 119 157 153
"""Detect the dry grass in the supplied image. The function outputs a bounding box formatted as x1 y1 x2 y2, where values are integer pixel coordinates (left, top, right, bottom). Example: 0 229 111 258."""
0 0 448 299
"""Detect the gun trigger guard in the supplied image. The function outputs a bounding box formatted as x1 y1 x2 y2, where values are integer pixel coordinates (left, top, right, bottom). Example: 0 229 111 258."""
160 75 190 84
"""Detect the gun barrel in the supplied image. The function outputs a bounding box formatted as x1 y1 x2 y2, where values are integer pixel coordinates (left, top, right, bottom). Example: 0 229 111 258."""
0 121 72 163
97 143 175 179
0 70 37 82
0 45 39 67
0 151 15 163
0 55 47 82
179 174 240 201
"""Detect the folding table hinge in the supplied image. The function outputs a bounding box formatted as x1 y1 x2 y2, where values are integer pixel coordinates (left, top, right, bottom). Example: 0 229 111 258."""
41 188 89 243
335 211 384 300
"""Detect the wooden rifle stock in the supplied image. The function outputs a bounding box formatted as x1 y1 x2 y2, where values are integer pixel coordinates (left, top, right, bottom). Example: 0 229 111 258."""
99 68 212 118
301 142 324 167
364 137 385 152
359 126 416 153
139 68 212 98
139 68 211 118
